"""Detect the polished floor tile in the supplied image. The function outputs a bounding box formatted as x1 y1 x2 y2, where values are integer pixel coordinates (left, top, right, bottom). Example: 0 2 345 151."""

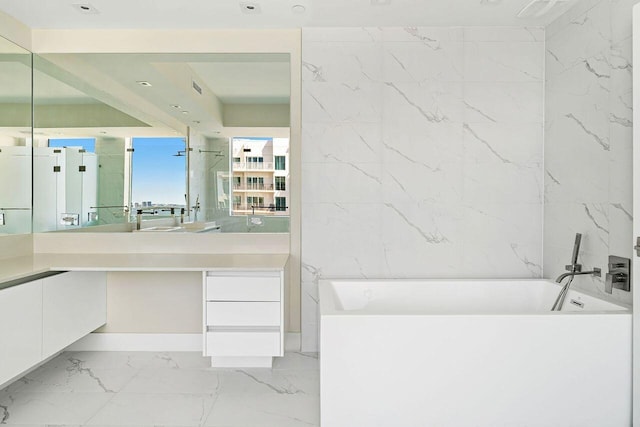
0 352 319 427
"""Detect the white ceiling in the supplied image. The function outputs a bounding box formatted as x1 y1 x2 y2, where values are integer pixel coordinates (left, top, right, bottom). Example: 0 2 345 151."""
28 52 290 137
0 0 579 29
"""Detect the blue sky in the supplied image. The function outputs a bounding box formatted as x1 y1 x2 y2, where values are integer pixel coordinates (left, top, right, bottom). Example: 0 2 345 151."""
50 137 187 206
131 137 186 206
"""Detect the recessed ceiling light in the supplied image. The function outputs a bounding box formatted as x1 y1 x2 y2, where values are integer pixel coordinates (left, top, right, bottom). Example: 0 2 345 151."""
291 4 306 13
72 3 100 14
170 104 181 109
136 81 152 87
240 2 261 14
181 111 189 115
371 0 390 5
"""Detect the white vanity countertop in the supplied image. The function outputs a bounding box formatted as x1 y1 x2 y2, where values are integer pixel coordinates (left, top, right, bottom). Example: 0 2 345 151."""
0 253 289 284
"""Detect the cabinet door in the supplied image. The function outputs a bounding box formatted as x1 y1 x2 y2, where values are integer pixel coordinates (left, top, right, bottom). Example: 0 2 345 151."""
0 281 43 386
42 271 107 358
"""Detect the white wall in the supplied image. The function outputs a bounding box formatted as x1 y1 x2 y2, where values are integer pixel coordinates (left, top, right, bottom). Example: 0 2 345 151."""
301 27 545 351
544 0 635 305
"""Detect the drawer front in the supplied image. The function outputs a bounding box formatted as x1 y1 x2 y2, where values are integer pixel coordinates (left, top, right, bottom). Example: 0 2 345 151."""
205 331 281 357
206 275 280 301
206 302 280 327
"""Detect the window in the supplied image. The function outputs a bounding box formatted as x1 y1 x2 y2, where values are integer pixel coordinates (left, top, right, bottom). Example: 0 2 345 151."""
230 137 289 217
246 157 264 169
233 195 242 208
131 137 186 215
49 138 96 153
247 196 264 207
276 197 287 211
246 177 264 190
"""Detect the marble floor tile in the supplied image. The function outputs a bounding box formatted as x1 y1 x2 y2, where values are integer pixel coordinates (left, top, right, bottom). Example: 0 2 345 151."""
0 391 114 425
85 393 217 426
218 369 319 396
0 351 320 426
272 352 319 371
18 355 139 394
204 392 320 427
120 368 222 394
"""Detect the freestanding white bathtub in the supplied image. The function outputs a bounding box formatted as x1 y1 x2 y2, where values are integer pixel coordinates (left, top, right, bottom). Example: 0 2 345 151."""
319 279 631 427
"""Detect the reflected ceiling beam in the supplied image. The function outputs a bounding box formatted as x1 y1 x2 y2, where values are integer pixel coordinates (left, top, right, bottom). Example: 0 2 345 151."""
151 62 224 130
34 103 149 129
35 54 187 135
223 104 289 128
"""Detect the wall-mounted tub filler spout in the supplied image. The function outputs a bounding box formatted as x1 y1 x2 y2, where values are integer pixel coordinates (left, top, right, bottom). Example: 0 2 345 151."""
551 233 601 311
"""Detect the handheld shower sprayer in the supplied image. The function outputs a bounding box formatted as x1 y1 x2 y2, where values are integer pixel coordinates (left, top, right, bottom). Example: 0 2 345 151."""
569 233 582 272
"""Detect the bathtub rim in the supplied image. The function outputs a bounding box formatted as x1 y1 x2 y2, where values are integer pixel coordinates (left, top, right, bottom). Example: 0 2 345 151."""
319 278 632 317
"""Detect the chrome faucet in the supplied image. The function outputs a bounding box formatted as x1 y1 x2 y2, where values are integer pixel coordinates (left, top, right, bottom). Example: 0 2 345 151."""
551 233 601 311
555 268 601 284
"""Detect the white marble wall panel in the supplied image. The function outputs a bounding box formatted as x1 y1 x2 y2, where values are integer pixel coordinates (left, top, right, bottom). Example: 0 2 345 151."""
302 27 545 351
544 0 634 306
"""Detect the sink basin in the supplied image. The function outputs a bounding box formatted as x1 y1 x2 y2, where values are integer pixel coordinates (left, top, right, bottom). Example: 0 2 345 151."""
136 226 182 232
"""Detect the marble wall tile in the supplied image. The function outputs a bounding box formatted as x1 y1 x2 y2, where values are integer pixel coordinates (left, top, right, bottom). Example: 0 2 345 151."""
544 0 633 306
301 162 382 204
302 122 383 164
463 82 543 124
303 27 382 43
381 27 463 43
611 0 637 42
302 42 382 84
301 203 385 278
545 0 612 70
382 81 465 124
463 27 544 42
382 42 464 83
461 203 543 278
463 41 544 82
302 82 382 123
301 26 545 351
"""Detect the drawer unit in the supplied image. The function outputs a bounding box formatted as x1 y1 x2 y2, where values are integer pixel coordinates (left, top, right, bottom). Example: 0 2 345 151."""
205 274 280 301
203 270 284 368
205 329 280 357
206 302 280 326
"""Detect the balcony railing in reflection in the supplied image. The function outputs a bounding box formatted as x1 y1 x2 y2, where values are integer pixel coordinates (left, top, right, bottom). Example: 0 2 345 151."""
233 162 274 170
233 183 274 191
232 204 288 212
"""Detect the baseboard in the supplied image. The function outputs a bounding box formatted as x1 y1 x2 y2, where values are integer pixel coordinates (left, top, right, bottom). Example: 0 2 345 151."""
67 332 302 352
284 332 301 352
66 333 203 352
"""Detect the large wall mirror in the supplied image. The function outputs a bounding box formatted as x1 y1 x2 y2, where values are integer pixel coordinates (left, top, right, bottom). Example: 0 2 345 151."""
32 52 291 233
0 37 32 235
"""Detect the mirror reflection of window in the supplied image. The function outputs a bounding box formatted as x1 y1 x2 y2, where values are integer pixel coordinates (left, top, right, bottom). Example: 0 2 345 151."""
230 137 289 217
131 137 186 219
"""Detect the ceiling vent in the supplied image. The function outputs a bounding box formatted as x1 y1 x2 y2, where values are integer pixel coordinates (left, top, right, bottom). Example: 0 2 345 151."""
517 0 570 18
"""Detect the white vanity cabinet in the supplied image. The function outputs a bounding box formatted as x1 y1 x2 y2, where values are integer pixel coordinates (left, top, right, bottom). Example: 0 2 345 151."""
42 271 107 359
203 270 284 368
0 271 107 387
0 280 43 387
